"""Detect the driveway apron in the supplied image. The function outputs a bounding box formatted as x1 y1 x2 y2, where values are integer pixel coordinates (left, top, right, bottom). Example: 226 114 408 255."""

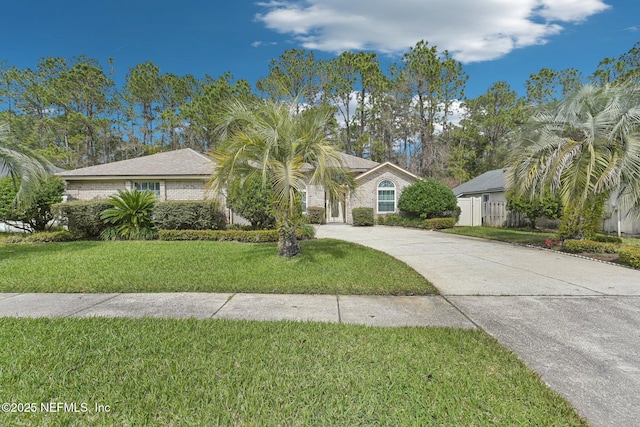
316 224 640 427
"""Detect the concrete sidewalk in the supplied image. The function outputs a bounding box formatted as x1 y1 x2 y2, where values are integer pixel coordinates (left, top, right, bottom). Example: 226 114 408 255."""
0 292 475 328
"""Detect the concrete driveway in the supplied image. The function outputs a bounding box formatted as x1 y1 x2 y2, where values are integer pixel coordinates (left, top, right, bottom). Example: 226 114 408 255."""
316 225 640 427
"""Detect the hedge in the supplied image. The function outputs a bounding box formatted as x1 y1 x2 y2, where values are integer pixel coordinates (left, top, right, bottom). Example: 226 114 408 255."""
618 246 640 268
1 230 79 244
562 239 619 254
306 206 325 224
422 217 456 230
158 226 315 242
53 200 111 238
154 200 227 230
352 207 374 226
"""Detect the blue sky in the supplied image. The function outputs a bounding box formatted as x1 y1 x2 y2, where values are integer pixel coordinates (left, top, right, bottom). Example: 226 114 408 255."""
2 0 638 98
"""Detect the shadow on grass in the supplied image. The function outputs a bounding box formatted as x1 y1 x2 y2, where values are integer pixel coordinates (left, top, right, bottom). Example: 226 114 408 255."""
0 241 102 262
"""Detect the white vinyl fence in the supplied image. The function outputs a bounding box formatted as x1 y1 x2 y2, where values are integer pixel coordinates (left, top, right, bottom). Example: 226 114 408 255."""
457 199 525 227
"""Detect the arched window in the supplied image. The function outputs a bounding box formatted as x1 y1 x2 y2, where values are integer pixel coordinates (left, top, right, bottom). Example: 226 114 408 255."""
377 180 396 213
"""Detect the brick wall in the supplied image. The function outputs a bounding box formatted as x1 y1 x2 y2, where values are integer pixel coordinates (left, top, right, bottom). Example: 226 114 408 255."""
65 179 209 201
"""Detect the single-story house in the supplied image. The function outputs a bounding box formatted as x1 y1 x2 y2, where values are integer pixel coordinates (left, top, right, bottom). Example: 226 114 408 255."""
57 148 419 224
453 167 638 235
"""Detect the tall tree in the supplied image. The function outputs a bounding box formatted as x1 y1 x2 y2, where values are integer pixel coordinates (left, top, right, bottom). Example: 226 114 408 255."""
256 48 320 113
508 83 640 237
124 62 161 146
526 68 583 107
450 82 526 180
394 41 467 177
210 99 353 257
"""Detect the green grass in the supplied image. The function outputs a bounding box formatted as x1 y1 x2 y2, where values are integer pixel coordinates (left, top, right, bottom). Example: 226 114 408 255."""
443 226 556 245
0 239 435 295
0 318 587 426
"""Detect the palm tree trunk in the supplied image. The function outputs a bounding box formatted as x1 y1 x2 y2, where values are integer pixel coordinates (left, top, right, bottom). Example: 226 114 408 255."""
278 222 301 257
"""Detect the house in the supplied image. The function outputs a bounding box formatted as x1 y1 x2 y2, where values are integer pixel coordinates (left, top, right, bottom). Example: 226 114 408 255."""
452 168 508 203
453 167 638 235
57 148 418 224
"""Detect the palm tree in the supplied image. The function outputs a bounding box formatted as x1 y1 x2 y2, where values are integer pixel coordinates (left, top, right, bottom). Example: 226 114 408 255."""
0 123 52 206
210 99 353 257
508 83 640 235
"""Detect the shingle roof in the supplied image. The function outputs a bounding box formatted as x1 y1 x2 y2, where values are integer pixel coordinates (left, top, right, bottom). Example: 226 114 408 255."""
57 148 215 179
300 152 380 172
452 168 508 196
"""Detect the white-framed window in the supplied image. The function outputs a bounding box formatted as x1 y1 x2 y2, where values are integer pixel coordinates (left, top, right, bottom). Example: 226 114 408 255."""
300 186 307 213
377 180 396 213
134 182 161 198
482 193 490 203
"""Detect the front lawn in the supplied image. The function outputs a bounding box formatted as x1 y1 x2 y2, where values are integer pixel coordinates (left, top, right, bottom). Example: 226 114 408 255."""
0 318 587 426
0 239 435 295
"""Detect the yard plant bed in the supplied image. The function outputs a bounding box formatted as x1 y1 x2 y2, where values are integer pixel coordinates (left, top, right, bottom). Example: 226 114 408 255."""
0 239 435 295
0 318 587 426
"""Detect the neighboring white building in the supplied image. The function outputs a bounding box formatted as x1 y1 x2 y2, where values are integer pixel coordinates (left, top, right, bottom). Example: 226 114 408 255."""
57 148 418 224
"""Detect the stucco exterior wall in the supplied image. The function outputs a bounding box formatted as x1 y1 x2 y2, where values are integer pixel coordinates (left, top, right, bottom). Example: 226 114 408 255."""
347 167 416 224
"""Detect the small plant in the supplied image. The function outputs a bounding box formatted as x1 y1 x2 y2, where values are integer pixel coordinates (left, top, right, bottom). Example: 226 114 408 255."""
306 206 325 224
544 238 562 248
421 217 456 230
100 189 157 240
352 207 374 226
619 246 640 268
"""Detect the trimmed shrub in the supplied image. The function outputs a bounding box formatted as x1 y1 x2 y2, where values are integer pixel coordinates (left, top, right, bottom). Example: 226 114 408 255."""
53 200 111 238
1 230 79 244
154 200 227 230
619 246 640 268
0 175 65 232
398 179 457 219
562 239 618 254
422 217 456 230
377 214 423 228
352 207 374 226
306 206 325 224
593 234 623 244
158 227 314 243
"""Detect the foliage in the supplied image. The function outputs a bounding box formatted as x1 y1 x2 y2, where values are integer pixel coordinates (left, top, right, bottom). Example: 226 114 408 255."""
0 229 78 244
509 84 640 234
0 175 64 232
377 214 424 228
153 200 227 230
562 239 619 254
158 228 314 242
306 206 325 224
210 98 354 257
53 200 111 238
556 194 606 240
506 191 562 229
593 234 623 244
618 245 640 268
225 175 276 229
100 189 157 240
398 178 457 219
422 217 456 229
352 207 374 226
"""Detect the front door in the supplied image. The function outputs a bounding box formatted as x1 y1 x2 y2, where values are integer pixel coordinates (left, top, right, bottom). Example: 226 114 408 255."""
328 197 344 223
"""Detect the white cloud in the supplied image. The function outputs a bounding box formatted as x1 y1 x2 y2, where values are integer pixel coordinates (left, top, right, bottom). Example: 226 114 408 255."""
255 0 610 62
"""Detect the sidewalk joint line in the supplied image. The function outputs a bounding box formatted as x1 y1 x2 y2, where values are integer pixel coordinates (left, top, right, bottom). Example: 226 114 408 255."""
210 293 236 318
65 293 122 318
336 295 342 324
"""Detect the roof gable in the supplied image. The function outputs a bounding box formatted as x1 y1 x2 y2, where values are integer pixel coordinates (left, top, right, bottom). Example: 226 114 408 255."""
452 168 508 196
355 162 419 182
58 148 214 179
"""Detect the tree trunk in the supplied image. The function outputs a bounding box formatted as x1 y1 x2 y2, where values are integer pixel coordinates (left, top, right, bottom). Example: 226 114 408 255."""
278 224 301 257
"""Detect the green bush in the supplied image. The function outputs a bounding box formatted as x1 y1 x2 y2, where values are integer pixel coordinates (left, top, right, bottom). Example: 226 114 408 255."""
377 214 423 228
562 239 618 254
226 176 277 230
352 207 374 226
618 246 640 268
53 200 111 238
158 227 314 242
0 175 65 232
398 179 457 219
154 200 227 230
101 189 157 240
1 230 79 244
593 234 623 244
422 217 456 230
306 206 325 224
